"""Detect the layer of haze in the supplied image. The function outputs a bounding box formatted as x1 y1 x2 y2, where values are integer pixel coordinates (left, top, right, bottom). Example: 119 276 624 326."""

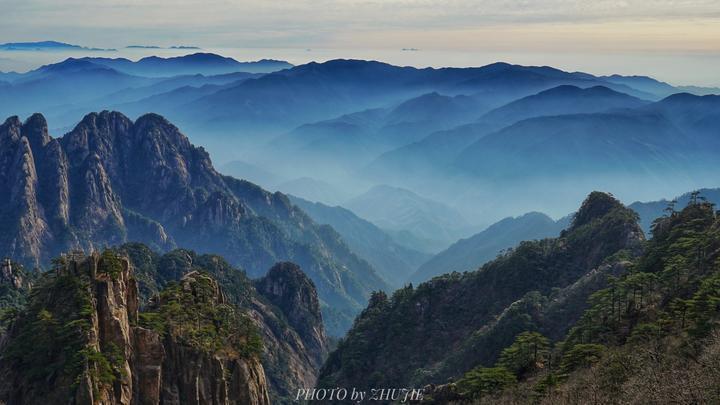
2 0 720 86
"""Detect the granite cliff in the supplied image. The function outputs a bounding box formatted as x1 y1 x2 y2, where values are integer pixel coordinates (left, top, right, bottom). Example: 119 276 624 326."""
0 251 270 404
0 111 388 335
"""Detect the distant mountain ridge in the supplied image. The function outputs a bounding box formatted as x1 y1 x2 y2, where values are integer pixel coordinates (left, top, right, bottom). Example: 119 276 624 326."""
289 195 430 287
629 188 720 233
478 85 649 128
410 212 570 284
0 40 114 51
79 53 293 76
364 84 651 185
0 56 717 231
345 185 474 254
172 59 665 136
264 92 491 176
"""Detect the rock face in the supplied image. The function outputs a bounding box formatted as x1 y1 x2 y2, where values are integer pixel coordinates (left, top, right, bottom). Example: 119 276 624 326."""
0 258 31 318
115 244 330 403
256 262 328 364
0 252 270 405
252 263 329 401
0 258 24 290
0 111 388 335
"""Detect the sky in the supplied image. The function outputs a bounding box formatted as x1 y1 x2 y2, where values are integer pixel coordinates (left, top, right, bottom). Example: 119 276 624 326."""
2 0 720 85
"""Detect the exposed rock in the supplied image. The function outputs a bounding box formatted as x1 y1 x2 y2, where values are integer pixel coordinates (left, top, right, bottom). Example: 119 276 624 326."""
0 258 23 290
116 245 330 403
256 262 328 364
0 252 271 405
0 111 387 336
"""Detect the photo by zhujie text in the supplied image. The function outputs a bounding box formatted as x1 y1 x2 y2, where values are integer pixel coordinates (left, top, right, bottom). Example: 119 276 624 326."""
1 1 719 404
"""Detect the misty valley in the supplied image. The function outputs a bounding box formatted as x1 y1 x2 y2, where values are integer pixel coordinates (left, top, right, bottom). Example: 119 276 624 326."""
0 44 719 405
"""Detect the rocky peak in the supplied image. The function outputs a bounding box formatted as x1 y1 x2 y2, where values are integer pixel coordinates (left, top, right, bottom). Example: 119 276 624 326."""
21 113 51 152
0 116 21 144
62 111 133 176
571 191 626 230
176 270 228 305
0 111 383 342
256 263 327 353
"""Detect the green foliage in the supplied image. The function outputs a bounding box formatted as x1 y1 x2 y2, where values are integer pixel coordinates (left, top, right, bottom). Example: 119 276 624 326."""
0 261 32 324
457 366 517 397
139 273 262 358
559 344 606 374
319 192 644 392
627 322 665 345
533 372 561 397
686 271 720 337
0 307 19 332
81 346 119 387
565 201 719 349
498 332 550 377
99 250 124 280
3 270 94 394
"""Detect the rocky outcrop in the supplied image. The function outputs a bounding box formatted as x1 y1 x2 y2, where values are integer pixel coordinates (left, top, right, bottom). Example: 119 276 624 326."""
159 335 268 405
0 252 271 405
0 111 387 336
0 258 24 290
256 262 328 364
252 263 329 402
115 244 330 404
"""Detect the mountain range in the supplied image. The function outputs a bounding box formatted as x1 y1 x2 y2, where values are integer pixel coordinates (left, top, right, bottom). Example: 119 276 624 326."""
0 54 292 132
0 40 114 51
0 49 719 404
344 185 476 254
319 192 645 390
0 111 387 336
77 53 292 77
1 56 717 229
410 212 570 284
289 195 430 287
320 194 720 403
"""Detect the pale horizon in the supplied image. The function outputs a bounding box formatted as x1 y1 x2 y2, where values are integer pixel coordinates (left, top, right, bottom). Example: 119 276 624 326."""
2 0 720 86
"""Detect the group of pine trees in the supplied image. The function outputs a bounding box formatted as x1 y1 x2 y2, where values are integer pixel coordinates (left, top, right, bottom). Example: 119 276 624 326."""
450 195 720 403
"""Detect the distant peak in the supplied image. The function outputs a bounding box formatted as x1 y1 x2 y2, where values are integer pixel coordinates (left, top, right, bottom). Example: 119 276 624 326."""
660 92 719 103
482 61 513 70
79 110 131 126
22 113 51 148
263 261 310 285
541 84 582 94
2 115 21 128
23 112 47 127
135 112 172 126
571 191 624 229
586 85 615 92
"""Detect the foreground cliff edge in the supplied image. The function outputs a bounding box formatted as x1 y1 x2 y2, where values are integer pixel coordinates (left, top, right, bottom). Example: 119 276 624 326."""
0 251 271 404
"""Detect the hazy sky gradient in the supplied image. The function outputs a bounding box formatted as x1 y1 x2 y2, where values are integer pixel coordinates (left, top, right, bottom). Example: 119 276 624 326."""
2 0 720 85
